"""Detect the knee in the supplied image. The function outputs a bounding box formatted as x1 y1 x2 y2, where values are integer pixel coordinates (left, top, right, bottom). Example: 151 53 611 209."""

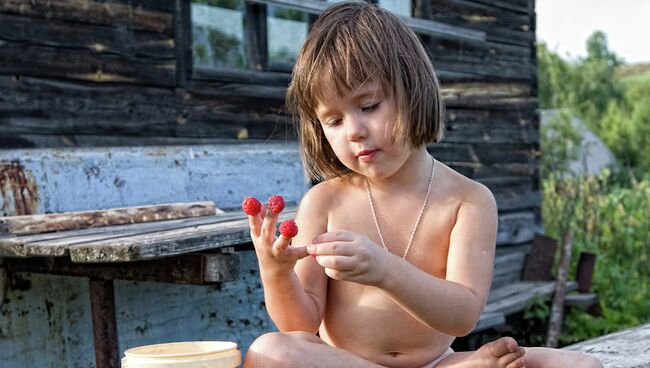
576 352 603 368
245 333 290 368
244 332 315 368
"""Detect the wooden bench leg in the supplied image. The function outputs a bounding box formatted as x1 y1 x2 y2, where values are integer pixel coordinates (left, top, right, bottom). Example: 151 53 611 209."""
89 279 120 368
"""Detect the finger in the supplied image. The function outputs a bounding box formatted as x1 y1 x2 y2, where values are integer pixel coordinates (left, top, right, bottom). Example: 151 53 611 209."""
324 267 345 280
260 204 279 238
308 241 356 257
271 234 292 257
311 231 354 244
314 255 356 271
286 245 310 260
248 211 262 238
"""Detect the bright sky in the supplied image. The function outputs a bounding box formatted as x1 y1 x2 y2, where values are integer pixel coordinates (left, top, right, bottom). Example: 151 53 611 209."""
536 0 650 64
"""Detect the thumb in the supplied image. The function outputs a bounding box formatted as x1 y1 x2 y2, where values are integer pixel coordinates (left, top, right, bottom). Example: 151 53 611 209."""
272 235 291 256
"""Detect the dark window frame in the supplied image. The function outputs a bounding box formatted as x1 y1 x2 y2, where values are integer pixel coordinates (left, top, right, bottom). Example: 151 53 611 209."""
179 0 487 86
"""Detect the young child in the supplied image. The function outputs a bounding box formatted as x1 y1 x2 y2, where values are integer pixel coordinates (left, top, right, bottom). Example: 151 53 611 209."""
244 2 602 367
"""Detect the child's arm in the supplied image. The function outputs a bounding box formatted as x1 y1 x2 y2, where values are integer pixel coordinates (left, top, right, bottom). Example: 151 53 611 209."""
308 182 497 336
251 187 329 333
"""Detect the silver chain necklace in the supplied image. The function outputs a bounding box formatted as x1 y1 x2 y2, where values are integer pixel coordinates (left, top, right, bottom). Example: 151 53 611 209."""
365 156 435 260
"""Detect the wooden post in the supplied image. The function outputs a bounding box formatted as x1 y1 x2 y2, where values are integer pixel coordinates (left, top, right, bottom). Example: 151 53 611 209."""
89 279 120 368
546 230 573 348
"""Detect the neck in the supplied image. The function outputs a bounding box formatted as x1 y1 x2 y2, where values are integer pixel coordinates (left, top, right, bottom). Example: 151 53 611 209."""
366 146 433 194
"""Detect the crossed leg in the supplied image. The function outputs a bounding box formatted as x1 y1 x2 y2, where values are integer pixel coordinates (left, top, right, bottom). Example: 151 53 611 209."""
244 332 526 368
520 347 603 368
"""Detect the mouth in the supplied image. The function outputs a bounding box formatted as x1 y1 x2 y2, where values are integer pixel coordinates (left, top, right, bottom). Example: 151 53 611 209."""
357 149 378 162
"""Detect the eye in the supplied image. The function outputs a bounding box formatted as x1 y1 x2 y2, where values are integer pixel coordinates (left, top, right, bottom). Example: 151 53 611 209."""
362 102 381 112
325 118 342 127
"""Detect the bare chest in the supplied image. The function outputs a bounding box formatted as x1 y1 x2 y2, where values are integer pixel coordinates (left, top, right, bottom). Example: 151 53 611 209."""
327 194 458 277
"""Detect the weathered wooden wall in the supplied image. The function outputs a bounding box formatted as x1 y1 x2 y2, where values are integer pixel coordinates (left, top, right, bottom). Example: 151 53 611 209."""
0 0 539 365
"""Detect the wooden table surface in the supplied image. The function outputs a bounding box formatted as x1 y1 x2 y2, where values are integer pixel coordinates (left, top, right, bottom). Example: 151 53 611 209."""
0 208 296 263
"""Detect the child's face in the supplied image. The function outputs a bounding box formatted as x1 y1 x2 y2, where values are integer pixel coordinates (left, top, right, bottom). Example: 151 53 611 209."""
315 79 415 179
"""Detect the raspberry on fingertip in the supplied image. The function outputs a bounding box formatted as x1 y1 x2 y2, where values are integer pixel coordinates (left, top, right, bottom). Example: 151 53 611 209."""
267 195 285 214
279 219 298 238
242 196 262 216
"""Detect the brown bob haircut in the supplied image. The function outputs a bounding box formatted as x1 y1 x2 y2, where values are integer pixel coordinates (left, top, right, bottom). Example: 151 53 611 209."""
286 1 445 182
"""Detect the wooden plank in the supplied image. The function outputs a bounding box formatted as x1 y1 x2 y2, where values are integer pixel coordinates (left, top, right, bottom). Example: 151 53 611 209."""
0 41 176 86
0 210 258 258
2 210 259 258
444 109 539 145
0 0 173 34
3 252 240 284
0 202 218 235
68 209 297 263
564 323 650 368
441 82 537 110
21 216 239 258
564 293 598 308
0 13 175 59
496 211 536 245
492 251 526 280
484 281 578 315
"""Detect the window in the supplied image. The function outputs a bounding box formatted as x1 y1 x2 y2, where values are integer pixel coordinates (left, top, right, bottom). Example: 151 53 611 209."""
188 0 482 80
266 5 310 70
191 0 247 70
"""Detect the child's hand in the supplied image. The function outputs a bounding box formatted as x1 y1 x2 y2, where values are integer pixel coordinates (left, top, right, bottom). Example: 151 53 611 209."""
307 230 392 287
245 196 309 276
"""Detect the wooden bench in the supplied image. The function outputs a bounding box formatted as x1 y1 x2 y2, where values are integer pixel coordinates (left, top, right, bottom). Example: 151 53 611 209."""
563 323 650 367
0 203 295 368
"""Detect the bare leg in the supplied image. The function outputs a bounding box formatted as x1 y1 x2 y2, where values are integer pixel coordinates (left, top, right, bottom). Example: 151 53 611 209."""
523 347 603 368
244 331 385 368
436 337 526 368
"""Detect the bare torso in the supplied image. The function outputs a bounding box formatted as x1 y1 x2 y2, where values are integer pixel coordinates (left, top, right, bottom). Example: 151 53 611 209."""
315 161 468 367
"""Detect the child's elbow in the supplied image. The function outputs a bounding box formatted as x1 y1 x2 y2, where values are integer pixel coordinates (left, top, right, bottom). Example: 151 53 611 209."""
449 306 483 337
449 320 477 337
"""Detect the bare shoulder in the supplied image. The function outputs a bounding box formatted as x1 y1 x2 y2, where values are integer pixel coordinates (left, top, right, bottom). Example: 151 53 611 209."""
434 160 497 214
296 176 355 225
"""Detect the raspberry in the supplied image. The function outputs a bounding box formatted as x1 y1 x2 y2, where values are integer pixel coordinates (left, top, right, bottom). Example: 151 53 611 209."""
267 195 285 214
279 220 298 238
241 196 262 216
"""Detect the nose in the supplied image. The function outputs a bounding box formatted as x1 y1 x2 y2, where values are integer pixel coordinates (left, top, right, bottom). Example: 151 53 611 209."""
346 113 367 142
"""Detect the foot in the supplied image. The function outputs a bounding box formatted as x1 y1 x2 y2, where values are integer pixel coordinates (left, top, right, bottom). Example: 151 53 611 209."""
438 337 526 368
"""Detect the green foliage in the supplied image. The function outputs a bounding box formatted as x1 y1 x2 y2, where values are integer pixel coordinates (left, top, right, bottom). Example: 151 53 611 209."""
541 172 650 345
272 8 308 21
538 30 650 176
539 111 582 179
192 0 243 10
600 80 650 172
538 32 650 344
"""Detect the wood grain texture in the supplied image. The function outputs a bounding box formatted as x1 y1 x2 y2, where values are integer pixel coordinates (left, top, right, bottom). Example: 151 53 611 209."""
0 201 218 235
564 323 650 368
0 0 173 33
484 281 578 315
0 207 297 262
